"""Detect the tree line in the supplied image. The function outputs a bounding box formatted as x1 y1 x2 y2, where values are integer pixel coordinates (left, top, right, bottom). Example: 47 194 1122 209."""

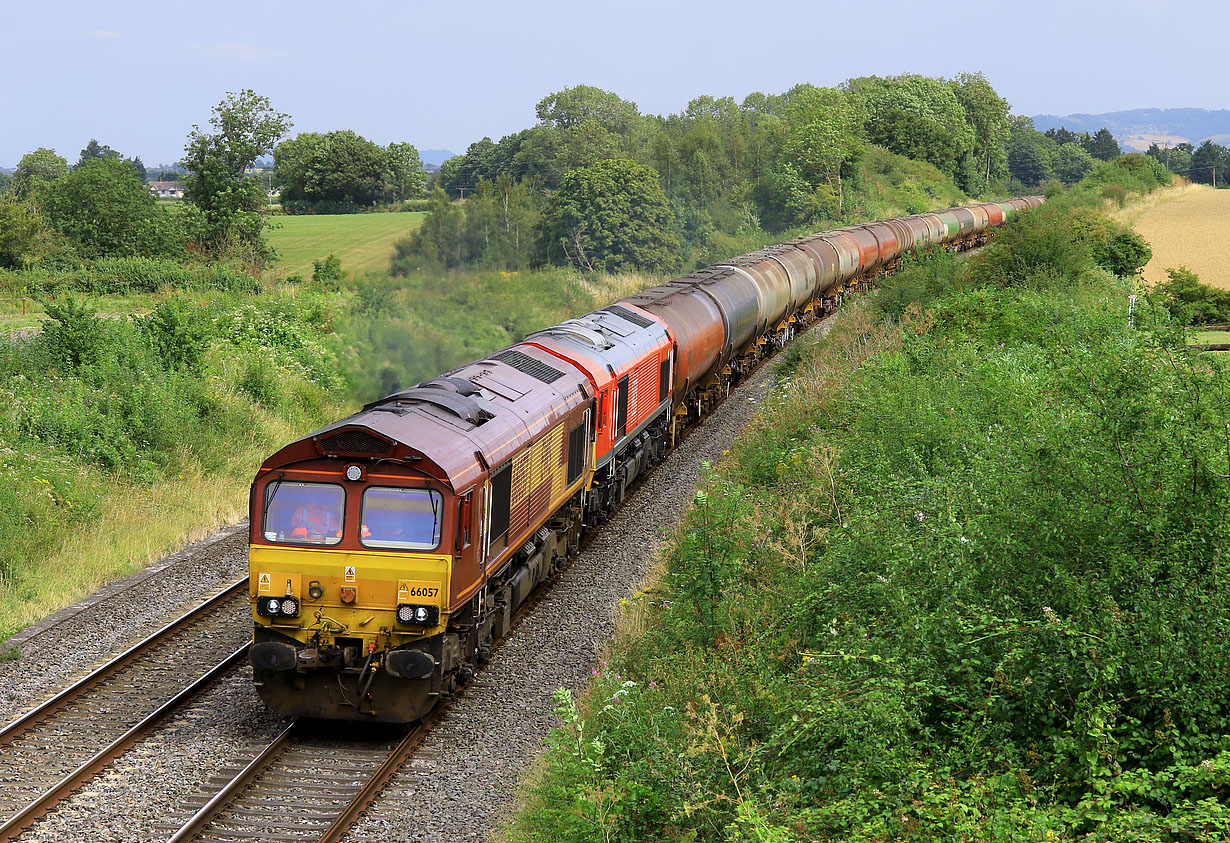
403 73 1018 275
1144 139 1230 186
1 90 429 273
1005 121 1126 187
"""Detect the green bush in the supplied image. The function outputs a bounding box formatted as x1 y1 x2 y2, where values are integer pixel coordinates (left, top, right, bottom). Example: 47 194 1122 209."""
967 204 1093 287
1155 265 1230 325
311 254 345 287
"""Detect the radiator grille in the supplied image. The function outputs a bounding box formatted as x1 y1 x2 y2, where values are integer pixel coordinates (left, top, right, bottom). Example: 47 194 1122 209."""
319 429 393 456
605 305 654 328
492 350 565 384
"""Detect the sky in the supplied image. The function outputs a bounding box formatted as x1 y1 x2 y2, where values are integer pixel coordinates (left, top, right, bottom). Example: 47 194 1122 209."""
3 0 1226 168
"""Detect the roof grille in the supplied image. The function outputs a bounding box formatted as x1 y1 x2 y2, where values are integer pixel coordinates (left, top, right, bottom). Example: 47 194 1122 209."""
605 305 654 328
492 350 565 384
319 429 393 457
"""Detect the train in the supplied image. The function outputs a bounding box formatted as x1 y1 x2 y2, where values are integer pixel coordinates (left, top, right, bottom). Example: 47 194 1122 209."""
247 196 1044 722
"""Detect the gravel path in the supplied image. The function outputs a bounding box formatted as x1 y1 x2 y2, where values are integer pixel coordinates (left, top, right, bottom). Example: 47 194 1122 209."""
2 321 824 843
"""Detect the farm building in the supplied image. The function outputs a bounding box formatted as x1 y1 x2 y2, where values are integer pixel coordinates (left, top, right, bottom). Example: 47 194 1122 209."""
148 180 184 199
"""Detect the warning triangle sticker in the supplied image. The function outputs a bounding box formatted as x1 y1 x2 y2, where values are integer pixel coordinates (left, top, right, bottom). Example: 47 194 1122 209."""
345 566 356 582
258 572 271 592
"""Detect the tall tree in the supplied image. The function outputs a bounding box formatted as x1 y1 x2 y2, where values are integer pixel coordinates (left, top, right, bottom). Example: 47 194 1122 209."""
13 148 69 207
537 158 678 273
182 89 291 263
777 85 863 216
1051 142 1096 185
1007 126 1051 188
275 130 385 209
77 139 118 166
847 75 975 182
1147 142 1190 179
385 142 426 201
1083 128 1121 162
951 72 1010 192
535 85 641 134
1190 140 1228 186
393 186 466 269
43 157 182 258
0 200 48 268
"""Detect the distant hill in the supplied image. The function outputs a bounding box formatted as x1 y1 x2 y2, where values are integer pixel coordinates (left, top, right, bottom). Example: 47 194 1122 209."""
1032 108 1230 151
419 148 456 167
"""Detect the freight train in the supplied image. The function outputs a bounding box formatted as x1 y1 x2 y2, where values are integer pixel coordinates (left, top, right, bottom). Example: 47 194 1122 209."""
248 196 1043 722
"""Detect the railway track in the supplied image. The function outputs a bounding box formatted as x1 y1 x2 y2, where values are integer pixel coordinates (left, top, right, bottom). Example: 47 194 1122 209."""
0 578 252 842
163 306 842 843
166 508 590 843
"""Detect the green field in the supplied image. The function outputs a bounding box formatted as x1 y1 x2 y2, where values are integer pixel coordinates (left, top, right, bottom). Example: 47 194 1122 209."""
266 212 425 279
1188 329 1230 346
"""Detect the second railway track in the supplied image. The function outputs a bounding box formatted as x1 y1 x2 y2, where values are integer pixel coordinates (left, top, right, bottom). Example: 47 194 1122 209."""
0 578 252 841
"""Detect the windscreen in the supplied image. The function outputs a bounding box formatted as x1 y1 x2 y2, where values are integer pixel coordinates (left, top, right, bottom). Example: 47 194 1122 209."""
361 487 443 550
263 481 345 545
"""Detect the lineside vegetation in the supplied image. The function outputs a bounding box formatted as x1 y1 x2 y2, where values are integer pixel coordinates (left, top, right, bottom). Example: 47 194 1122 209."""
504 158 1230 841
0 268 655 640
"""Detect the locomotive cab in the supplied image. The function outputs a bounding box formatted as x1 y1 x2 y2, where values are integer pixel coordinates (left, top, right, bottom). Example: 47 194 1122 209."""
248 423 484 722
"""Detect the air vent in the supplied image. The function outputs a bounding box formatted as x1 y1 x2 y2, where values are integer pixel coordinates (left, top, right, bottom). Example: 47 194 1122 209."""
319 429 394 457
604 305 654 328
492 350 565 384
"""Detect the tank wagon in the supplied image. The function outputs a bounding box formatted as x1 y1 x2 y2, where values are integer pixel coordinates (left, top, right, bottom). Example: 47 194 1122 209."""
247 196 1043 722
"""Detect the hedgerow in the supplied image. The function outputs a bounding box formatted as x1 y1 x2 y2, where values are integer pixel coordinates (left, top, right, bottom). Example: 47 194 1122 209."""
0 257 259 296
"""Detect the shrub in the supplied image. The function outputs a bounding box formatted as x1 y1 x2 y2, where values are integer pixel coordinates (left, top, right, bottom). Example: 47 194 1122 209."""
138 298 209 370
967 204 1092 287
39 295 106 368
1155 265 1230 325
311 254 345 287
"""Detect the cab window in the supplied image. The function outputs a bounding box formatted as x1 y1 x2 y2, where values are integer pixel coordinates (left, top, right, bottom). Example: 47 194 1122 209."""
263 481 344 545
360 487 443 551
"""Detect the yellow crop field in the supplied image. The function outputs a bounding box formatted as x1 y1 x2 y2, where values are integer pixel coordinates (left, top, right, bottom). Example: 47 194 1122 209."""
1118 184 1230 289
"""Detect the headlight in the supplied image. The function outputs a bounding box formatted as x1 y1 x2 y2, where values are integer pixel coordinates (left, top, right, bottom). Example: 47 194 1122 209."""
280 596 299 617
257 596 281 617
396 603 439 627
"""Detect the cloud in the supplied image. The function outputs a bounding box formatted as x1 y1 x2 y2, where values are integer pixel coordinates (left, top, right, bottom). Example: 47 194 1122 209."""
192 42 285 62
88 30 123 39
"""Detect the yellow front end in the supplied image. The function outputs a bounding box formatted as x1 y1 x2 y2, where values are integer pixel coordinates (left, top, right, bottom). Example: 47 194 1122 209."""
250 545 451 647
248 545 453 722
